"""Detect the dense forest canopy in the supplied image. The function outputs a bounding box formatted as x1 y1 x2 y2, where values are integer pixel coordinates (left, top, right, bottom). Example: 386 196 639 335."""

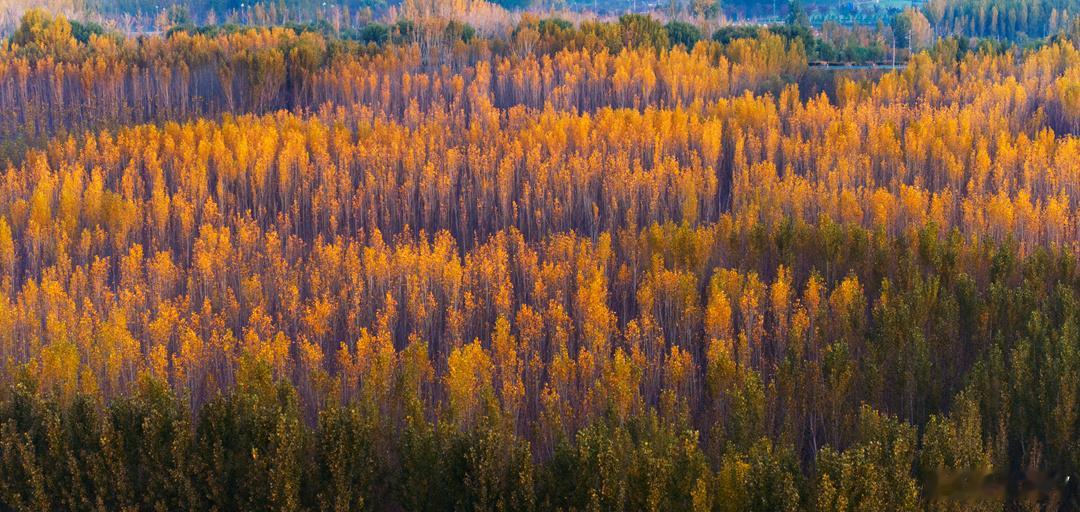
0 1 1080 511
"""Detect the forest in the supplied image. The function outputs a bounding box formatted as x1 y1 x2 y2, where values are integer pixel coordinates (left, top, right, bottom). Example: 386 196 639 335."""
0 0 1079 510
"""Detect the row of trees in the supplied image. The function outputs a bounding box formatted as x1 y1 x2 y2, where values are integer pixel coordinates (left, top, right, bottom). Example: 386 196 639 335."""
0 369 1006 511
0 10 812 152
4 9 1078 153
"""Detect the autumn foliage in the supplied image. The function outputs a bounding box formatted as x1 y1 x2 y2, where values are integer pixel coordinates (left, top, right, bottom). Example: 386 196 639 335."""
1 6 1080 511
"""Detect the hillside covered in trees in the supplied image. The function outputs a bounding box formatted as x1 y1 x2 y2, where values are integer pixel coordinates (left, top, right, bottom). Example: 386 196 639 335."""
1 1 1080 511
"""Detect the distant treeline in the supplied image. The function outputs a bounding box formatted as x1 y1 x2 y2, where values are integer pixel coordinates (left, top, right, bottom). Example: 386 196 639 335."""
925 0 1079 39
90 0 392 19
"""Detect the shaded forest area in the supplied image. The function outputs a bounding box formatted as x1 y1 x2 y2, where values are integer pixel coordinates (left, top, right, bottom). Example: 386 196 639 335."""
1 3 1080 511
